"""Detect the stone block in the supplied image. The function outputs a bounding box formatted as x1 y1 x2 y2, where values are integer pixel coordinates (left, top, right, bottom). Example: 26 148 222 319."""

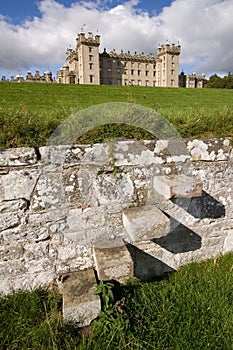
0 242 24 261
0 212 20 231
31 173 65 210
0 199 29 213
93 172 134 205
93 240 134 282
153 174 203 199
0 147 38 167
59 268 100 327
122 205 170 242
186 138 231 161
39 145 70 165
0 170 39 201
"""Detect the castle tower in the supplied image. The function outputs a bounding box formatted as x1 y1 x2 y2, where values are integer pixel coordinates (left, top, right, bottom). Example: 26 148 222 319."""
157 42 181 87
43 70 53 82
76 32 100 85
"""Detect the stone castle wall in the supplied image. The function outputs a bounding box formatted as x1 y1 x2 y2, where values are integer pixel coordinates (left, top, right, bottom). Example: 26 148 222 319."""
0 138 232 294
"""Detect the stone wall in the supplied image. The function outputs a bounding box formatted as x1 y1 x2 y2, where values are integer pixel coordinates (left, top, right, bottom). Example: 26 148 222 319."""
0 138 232 294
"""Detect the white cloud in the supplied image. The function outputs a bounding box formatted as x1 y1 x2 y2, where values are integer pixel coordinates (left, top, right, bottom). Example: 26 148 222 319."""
0 0 232 76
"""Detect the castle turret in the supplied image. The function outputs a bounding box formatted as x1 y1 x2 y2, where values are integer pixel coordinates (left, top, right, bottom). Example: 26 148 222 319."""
43 70 53 82
76 32 100 85
26 71 33 81
157 42 181 87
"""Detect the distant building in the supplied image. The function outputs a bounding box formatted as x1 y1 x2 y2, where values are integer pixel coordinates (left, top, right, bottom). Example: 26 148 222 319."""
5 70 54 83
57 32 181 87
179 71 206 88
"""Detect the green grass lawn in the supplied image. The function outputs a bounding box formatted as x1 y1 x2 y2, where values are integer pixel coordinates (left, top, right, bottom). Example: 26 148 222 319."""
0 82 233 149
1 253 233 350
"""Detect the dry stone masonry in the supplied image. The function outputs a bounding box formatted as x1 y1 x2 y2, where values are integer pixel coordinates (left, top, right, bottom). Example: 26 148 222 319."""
0 138 232 308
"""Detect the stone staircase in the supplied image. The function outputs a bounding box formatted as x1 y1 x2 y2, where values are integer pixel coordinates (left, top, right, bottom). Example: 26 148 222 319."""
59 174 203 327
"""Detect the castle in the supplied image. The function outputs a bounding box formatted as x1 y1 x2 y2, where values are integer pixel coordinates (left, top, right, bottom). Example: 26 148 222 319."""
1 32 206 88
56 32 181 87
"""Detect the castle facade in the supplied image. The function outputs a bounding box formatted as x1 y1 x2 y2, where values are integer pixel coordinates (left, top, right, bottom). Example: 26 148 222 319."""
56 32 181 87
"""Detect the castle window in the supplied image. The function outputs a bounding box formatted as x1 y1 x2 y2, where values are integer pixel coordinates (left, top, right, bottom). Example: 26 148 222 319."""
138 80 141 86
171 79 175 86
171 55 174 61
145 70 149 76
138 70 141 76
153 71 156 77
171 62 175 68
89 55 93 61
163 56 165 60
153 81 156 87
89 47 92 53
124 79 128 85
90 75 94 83
108 67 112 73
153 64 156 69
145 63 149 69
131 62 134 68
89 63 93 70
163 63 165 68
145 80 149 86
131 70 134 75
163 70 165 76
138 63 141 68
171 69 174 75
124 69 127 75
131 80 135 85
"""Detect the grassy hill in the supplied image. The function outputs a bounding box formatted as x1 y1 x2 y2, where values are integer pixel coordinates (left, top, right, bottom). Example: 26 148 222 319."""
0 82 233 149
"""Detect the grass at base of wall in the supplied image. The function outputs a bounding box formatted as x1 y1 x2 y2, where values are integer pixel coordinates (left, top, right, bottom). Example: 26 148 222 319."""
1 253 233 350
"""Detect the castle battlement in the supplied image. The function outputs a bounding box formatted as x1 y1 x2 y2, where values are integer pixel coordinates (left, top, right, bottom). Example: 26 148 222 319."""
101 48 158 63
157 42 181 56
77 32 100 47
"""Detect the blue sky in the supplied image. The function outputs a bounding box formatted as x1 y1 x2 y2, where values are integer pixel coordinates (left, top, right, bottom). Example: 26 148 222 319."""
0 0 232 79
0 1 173 24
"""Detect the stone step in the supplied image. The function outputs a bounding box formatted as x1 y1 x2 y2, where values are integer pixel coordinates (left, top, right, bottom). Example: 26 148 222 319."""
93 239 134 282
153 174 203 199
58 268 101 327
123 205 170 242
